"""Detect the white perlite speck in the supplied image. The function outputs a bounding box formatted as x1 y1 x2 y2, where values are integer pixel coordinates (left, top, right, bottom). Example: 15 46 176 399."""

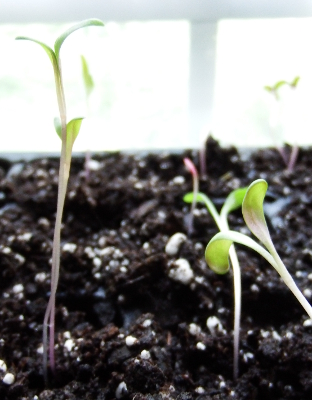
12 284 24 294
168 259 194 285
115 381 127 399
189 323 201 336
165 233 187 256
142 319 152 328
0 360 7 372
2 373 15 385
125 336 138 346
140 350 151 360
207 316 225 335
35 272 47 283
63 243 77 253
64 339 75 352
303 318 312 327
196 342 206 351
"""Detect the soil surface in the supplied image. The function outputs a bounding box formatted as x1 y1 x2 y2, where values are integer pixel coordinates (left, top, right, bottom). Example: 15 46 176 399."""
1 138 312 399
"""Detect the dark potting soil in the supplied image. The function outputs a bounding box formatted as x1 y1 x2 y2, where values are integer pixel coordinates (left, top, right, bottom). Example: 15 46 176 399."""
1 138 312 399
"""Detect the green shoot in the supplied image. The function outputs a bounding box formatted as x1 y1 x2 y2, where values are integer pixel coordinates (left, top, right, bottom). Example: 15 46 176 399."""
264 76 300 171
184 186 247 380
206 179 312 322
16 18 104 383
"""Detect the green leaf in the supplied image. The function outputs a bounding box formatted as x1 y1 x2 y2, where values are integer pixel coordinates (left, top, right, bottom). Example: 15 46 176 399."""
183 192 206 203
264 85 272 92
205 230 275 275
66 117 84 150
242 179 271 247
15 36 57 66
221 187 247 215
81 55 94 97
54 117 62 139
54 19 104 61
273 80 287 91
290 76 300 88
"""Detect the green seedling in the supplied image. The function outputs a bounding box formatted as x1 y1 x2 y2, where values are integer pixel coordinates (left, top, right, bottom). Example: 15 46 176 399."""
264 76 300 171
206 179 312 322
16 18 104 383
184 186 247 380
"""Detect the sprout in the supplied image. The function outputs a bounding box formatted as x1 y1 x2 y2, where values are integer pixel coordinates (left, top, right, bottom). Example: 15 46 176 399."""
16 18 104 383
206 179 312 322
183 158 199 235
184 186 247 379
264 76 300 171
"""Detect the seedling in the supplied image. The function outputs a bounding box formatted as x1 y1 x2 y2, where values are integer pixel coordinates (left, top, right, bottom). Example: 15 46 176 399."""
16 18 104 382
205 179 312 322
264 76 300 171
184 186 247 379
183 158 199 235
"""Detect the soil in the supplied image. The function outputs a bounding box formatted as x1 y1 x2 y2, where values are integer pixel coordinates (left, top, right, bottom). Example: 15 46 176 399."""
1 137 312 400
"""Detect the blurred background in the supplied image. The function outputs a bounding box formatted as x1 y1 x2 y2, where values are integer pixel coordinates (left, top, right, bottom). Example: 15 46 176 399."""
1 0 312 153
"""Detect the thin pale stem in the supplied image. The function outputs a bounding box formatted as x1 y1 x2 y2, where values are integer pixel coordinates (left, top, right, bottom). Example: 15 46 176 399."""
220 216 241 380
287 145 299 172
268 245 312 320
43 56 69 382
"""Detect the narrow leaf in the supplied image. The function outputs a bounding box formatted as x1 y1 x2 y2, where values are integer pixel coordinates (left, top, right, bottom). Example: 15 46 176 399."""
54 117 62 139
273 80 287 90
81 55 94 97
242 179 271 247
15 36 56 65
54 19 104 61
66 117 84 150
290 76 300 88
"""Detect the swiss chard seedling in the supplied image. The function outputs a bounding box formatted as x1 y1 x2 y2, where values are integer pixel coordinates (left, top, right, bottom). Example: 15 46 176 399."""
184 186 247 379
16 18 104 383
264 76 300 171
205 179 312 322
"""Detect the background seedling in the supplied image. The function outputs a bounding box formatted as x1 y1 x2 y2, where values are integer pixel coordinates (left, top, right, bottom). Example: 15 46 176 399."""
205 179 312 321
183 158 199 235
16 18 104 383
184 186 247 379
264 76 300 171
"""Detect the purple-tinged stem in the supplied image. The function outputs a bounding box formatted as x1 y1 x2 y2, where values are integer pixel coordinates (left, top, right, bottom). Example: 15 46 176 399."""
287 145 299 172
183 157 199 235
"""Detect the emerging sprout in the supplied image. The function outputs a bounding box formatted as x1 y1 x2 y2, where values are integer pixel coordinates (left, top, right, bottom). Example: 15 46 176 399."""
206 179 312 322
183 158 199 235
16 18 104 383
264 76 300 171
184 186 247 379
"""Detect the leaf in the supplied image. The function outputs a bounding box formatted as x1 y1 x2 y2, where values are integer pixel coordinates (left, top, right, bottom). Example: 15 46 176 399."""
290 76 300 88
15 36 57 66
273 80 287 91
242 179 272 248
183 192 207 203
264 85 272 92
66 117 84 150
54 19 104 61
221 187 247 215
205 230 275 275
81 55 94 97
54 117 62 139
